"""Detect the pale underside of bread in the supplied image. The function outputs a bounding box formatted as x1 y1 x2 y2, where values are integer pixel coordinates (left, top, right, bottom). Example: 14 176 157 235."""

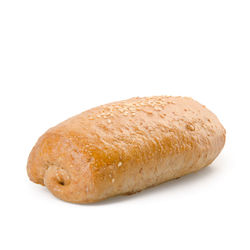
27 96 226 203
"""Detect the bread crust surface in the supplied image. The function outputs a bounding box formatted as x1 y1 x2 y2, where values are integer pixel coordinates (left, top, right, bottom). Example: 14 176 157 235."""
27 96 226 203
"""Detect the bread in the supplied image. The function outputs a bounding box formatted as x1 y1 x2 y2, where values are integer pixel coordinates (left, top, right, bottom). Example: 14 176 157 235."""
27 96 226 203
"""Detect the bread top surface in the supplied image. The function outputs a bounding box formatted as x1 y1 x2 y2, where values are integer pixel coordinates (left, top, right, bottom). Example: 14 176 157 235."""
50 96 225 148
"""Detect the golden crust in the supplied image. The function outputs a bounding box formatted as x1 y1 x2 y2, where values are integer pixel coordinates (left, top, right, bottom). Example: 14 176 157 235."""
27 96 226 203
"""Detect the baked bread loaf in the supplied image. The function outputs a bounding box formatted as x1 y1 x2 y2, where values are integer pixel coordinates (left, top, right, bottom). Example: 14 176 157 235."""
27 96 226 203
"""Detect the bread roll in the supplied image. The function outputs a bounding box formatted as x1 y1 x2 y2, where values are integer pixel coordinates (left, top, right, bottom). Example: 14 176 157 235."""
27 96 225 203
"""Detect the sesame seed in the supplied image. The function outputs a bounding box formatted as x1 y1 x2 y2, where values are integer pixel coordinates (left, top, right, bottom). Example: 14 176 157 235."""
118 161 122 167
154 106 162 111
186 124 195 131
112 178 115 183
107 119 111 123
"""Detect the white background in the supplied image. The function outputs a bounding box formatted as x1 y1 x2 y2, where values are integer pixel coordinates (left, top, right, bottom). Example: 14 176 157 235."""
0 1 249 249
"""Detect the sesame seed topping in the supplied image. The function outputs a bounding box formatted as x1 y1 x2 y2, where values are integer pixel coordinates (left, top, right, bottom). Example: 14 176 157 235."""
154 106 162 111
118 161 122 167
107 119 111 123
112 178 115 183
186 124 195 131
